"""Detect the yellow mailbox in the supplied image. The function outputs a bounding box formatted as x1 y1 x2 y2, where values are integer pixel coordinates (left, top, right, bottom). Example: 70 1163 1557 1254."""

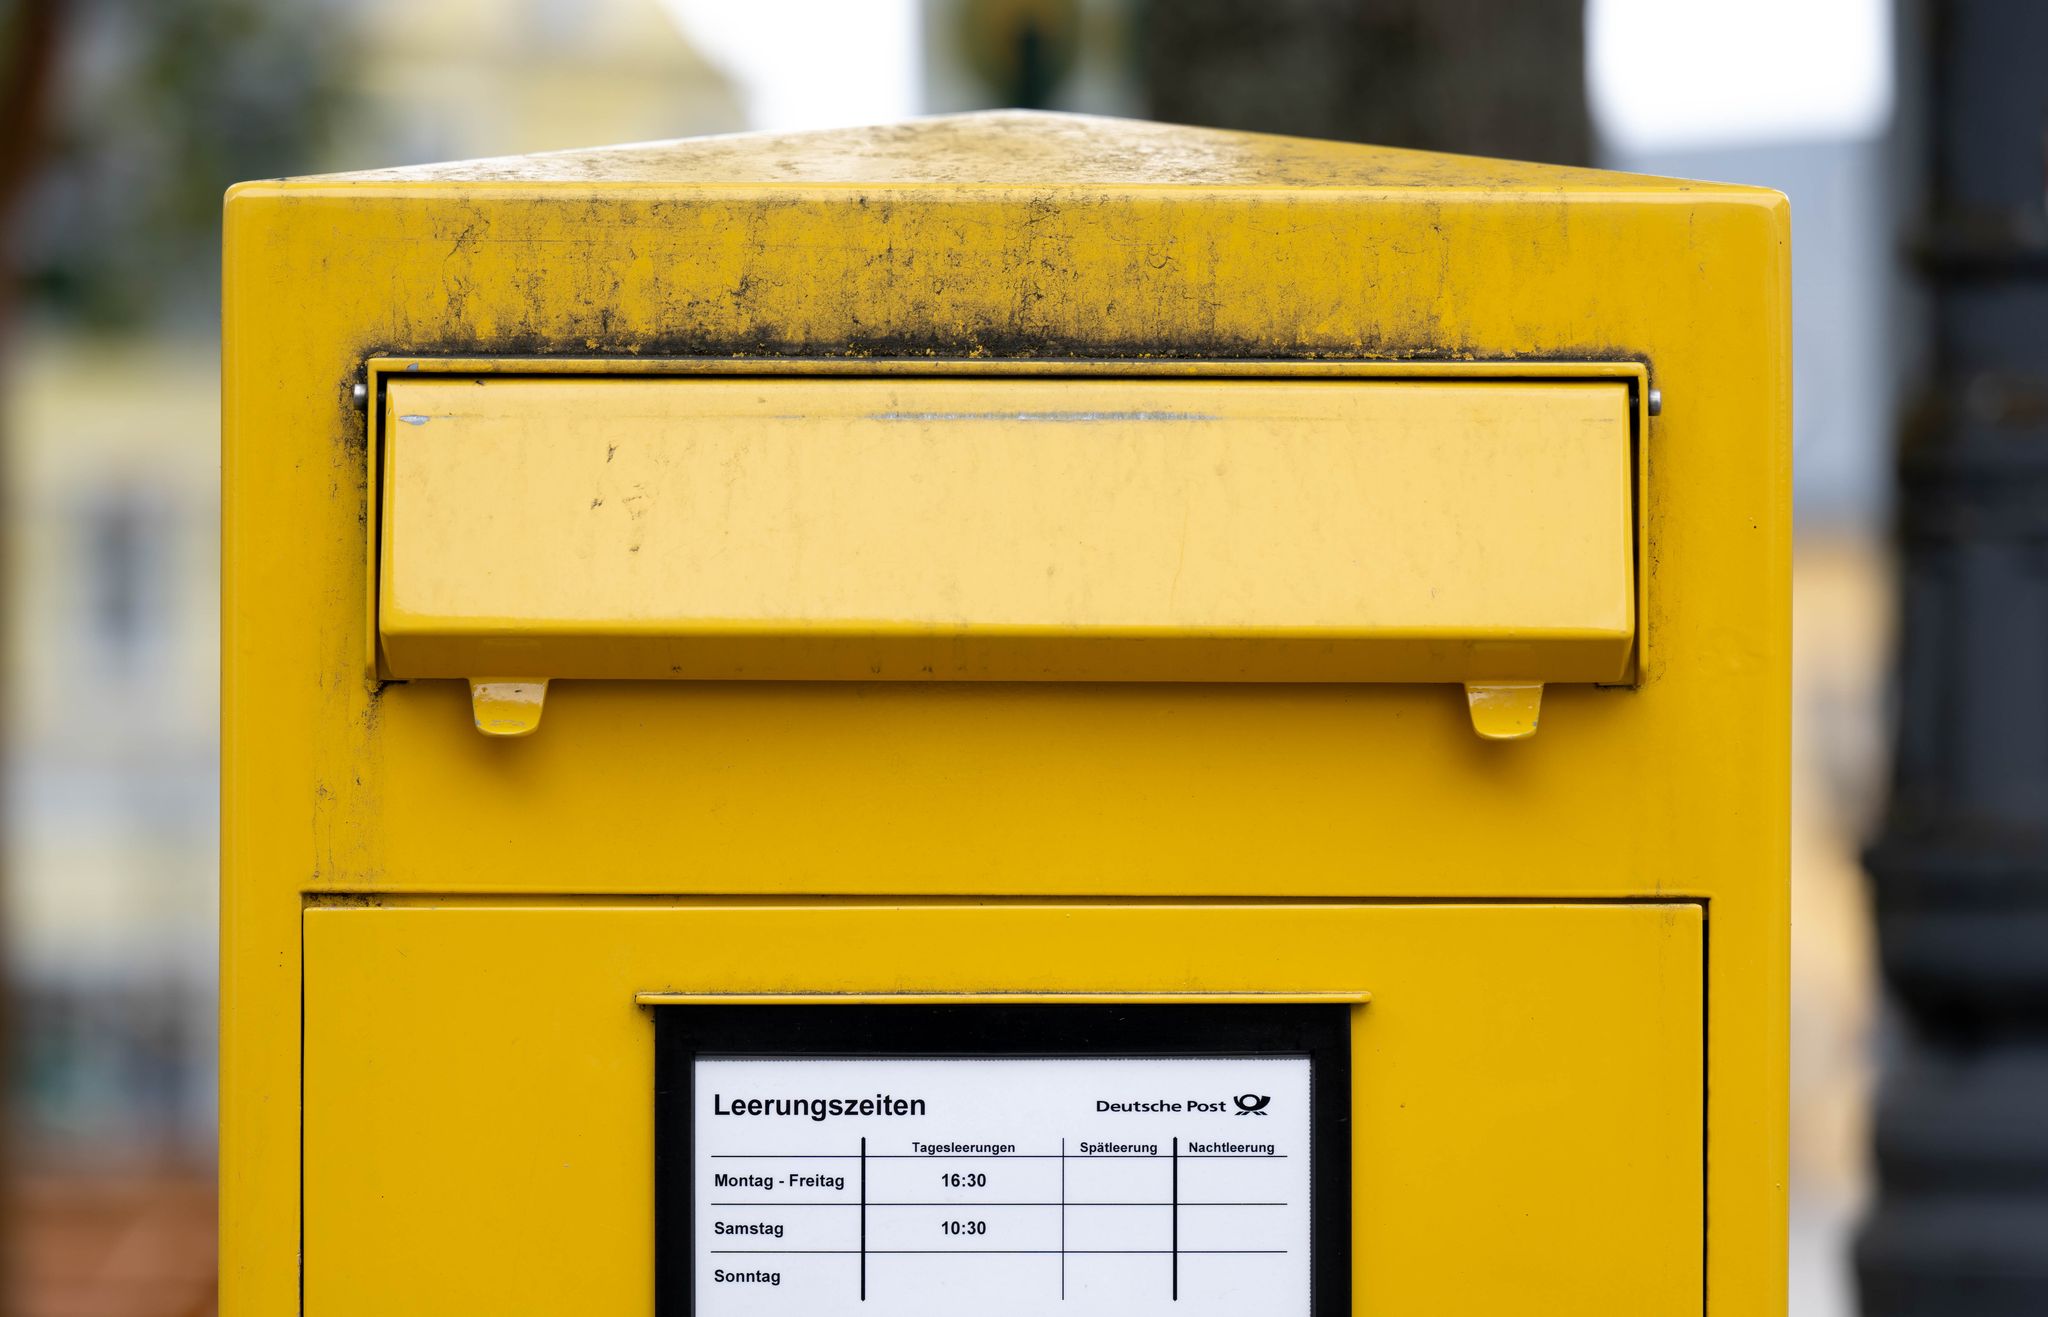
222 112 1788 1316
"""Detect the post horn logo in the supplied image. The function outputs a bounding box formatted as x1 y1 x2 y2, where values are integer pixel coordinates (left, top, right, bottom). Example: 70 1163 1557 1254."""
1233 1093 1271 1116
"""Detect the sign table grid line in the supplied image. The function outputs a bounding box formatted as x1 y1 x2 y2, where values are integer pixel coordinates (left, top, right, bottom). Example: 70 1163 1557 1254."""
710 1200 1288 1207
858 1136 867 1302
1171 1137 1179 1301
709 1250 1289 1256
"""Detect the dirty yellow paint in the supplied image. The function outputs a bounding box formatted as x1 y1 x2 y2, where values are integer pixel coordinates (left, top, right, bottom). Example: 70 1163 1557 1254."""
222 112 1789 1317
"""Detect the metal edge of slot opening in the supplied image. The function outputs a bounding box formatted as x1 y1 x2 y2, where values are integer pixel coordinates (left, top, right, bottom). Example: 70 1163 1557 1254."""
632 991 1372 1007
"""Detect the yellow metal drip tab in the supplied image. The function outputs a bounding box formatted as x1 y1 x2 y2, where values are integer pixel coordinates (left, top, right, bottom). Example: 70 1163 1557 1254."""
379 372 1637 738
468 679 548 737
1464 682 1545 741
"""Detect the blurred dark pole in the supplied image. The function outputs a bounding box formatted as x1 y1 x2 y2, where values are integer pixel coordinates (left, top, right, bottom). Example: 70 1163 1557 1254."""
1135 0 1590 165
957 0 1081 111
2 1 62 1310
0 3 59 225
1860 2 2048 1314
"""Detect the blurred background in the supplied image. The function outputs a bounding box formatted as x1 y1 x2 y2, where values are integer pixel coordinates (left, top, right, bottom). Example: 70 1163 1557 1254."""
0 0 2036 1313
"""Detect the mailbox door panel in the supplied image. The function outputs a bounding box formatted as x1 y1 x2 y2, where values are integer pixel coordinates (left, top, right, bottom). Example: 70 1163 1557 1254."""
303 902 1702 1316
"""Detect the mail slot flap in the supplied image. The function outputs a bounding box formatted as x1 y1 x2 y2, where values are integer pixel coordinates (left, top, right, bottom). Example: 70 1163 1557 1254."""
378 376 1635 691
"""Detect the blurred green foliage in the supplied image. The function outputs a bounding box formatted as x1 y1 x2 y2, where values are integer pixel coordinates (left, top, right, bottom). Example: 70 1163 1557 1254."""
11 0 354 328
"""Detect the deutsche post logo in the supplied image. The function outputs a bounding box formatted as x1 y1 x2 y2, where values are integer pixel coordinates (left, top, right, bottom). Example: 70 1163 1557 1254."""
1233 1093 1271 1116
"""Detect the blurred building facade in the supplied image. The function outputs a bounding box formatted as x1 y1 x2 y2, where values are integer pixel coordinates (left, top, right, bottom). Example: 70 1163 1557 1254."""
3 2 736 1310
4 0 740 1166
8 335 221 1159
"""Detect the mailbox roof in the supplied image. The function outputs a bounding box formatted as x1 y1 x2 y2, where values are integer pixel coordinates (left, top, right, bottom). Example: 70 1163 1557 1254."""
294 109 1763 195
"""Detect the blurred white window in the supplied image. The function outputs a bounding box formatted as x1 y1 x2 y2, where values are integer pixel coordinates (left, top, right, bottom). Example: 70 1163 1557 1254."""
1589 0 1893 152
75 486 174 681
661 0 922 132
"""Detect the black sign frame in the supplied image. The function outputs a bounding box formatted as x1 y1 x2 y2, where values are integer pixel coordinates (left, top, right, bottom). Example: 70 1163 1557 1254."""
654 1002 1351 1315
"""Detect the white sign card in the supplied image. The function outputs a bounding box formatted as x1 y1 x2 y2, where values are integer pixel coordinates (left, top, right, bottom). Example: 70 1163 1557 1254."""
692 1055 1313 1315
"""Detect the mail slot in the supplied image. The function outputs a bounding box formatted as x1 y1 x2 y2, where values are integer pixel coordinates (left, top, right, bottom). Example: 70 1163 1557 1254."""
378 374 1636 735
222 112 1789 1316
